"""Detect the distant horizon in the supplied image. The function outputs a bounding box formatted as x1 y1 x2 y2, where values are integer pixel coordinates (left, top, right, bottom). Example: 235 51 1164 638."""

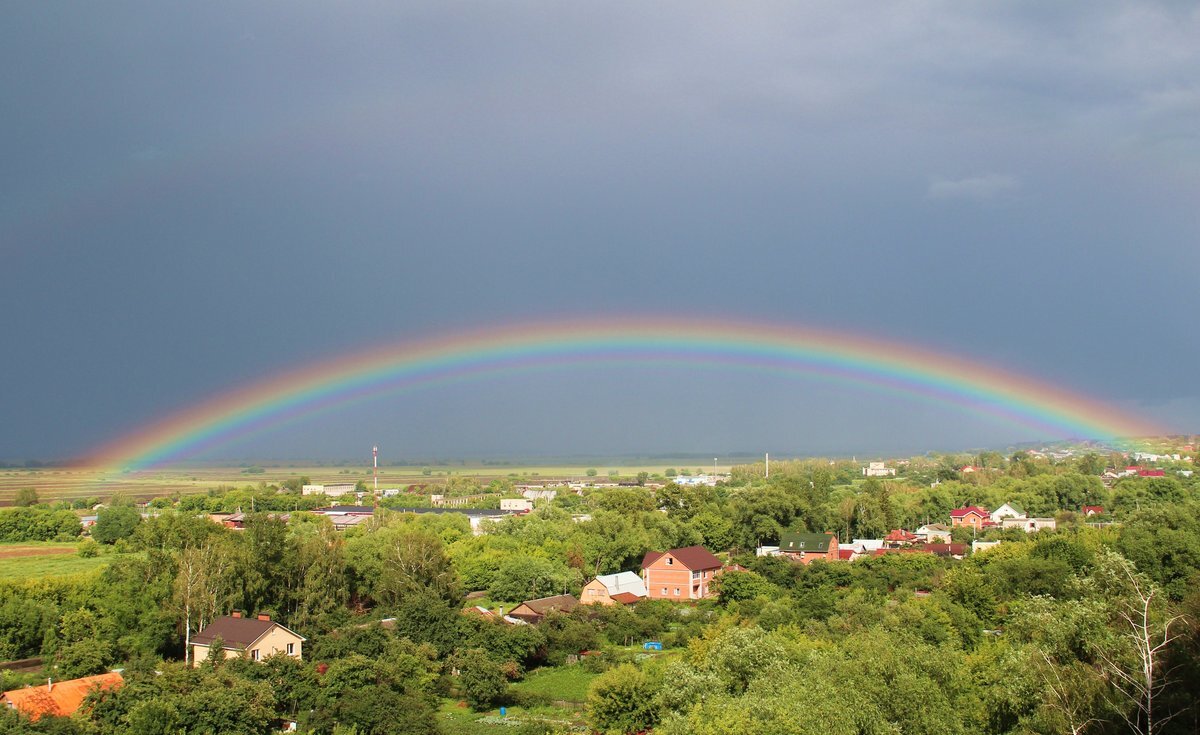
6 435 1183 470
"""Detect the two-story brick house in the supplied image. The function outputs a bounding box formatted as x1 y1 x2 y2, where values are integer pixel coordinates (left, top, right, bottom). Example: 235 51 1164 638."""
641 545 722 600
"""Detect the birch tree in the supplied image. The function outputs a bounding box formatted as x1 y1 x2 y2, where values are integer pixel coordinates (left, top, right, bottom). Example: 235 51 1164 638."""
1094 551 1188 735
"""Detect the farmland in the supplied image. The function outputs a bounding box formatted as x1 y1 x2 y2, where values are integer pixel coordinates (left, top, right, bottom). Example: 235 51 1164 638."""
0 458 735 506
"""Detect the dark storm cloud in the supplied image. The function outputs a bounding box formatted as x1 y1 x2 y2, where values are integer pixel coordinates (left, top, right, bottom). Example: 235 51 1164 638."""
2 1 1197 459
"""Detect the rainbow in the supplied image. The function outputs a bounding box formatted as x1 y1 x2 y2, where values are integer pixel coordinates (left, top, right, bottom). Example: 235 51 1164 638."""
80 317 1163 473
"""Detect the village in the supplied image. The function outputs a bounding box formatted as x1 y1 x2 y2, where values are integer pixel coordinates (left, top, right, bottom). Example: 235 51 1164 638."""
1 444 1196 734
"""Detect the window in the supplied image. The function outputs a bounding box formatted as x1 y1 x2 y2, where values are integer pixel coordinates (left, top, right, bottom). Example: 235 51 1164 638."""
661 587 668 595
251 649 260 661
692 571 700 581
287 643 295 655
674 587 680 596
666 557 673 566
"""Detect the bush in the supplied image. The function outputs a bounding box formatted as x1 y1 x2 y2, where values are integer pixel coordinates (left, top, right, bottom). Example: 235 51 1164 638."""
77 539 100 558
587 664 657 735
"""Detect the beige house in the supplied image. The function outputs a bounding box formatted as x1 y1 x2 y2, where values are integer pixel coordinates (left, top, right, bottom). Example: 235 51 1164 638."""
191 612 305 666
581 571 648 606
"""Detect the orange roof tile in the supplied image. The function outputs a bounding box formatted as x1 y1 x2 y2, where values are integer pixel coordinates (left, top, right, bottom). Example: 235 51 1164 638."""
2 672 123 720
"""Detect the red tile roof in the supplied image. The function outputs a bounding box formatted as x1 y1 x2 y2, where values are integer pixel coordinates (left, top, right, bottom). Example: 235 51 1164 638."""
885 529 918 542
949 506 988 518
2 673 123 720
610 592 642 604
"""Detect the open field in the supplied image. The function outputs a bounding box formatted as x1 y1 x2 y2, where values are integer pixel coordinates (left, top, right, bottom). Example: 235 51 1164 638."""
438 699 586 735
0 542 138 581
0 458 737 505
510 665 598 703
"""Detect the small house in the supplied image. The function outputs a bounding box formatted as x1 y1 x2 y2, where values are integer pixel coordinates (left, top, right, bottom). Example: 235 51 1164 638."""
949 506 989 530
191 612 305 666
581 571 648 606
507 594 579 623
777 531 839 565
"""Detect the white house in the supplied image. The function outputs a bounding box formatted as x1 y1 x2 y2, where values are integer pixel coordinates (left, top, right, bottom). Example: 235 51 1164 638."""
500 498 533 512
990 503 1026 524
862 462 896 477
916 523 952 543
302 484 356 497
1001 516 1057 533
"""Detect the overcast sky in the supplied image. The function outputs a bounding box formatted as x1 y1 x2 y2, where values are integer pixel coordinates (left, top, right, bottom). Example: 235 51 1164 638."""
3 1 1198 462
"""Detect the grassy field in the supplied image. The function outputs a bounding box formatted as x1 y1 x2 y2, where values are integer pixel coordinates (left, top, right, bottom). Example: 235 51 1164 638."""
438 699 587 735
0 458 736 506
0 542 135 581
510 665 598 703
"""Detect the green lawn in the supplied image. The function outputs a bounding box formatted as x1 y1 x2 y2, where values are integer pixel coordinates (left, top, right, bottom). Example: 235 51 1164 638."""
438 699 586 735
511 665 598 703
0 542 137 581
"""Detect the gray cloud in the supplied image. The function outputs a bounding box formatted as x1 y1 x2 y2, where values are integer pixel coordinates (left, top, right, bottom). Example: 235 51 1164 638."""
927 174 1021 201
1 1 1198 460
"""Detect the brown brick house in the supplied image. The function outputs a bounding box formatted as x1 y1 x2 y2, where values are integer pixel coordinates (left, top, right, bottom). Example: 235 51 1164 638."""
777 532 839 564
641 545 722 600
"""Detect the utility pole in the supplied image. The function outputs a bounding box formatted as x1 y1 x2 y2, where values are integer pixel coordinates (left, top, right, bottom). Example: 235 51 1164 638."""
765 452 770 479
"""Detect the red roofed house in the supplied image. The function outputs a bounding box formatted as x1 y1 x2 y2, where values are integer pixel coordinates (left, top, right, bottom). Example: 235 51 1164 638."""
884 529 919 547
949 506 989 531
1138 469 1166 478
2 672 123 721
1082 505 1105 517
642 545 723 600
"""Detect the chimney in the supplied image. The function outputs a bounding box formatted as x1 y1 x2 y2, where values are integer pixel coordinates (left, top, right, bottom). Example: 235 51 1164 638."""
498 606 504 617
47 678 52 692
231 611 242 618
257 613 271 621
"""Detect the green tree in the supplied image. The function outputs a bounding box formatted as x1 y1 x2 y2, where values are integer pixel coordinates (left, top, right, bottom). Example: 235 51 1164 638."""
13 488 38 507
455 648 507 710
587 663 658 735
92 504 141 544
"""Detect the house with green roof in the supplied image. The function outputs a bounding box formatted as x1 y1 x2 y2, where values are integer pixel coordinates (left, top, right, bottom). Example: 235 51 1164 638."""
990 502 1026 524
777 531 839 565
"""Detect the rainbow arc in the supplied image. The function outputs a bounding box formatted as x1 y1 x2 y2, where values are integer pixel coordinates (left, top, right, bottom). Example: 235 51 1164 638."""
81 317 1163 473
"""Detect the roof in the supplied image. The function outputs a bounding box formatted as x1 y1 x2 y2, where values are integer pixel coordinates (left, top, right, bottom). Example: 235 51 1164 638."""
995 502 1025 515
778 532 836 554
949 506 989 518
838 549 855 560
1082 505 1105 514
2 672 123 720
918 523 951 532
642 545 722 571
610 592 642 604
192 616 306 648
921 543 968 557
314 505 375 514
594 571 647 598
514 594 579 615
884 529 918 542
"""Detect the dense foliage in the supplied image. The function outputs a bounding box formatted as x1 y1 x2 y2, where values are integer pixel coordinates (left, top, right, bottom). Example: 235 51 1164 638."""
0 451 1197 734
